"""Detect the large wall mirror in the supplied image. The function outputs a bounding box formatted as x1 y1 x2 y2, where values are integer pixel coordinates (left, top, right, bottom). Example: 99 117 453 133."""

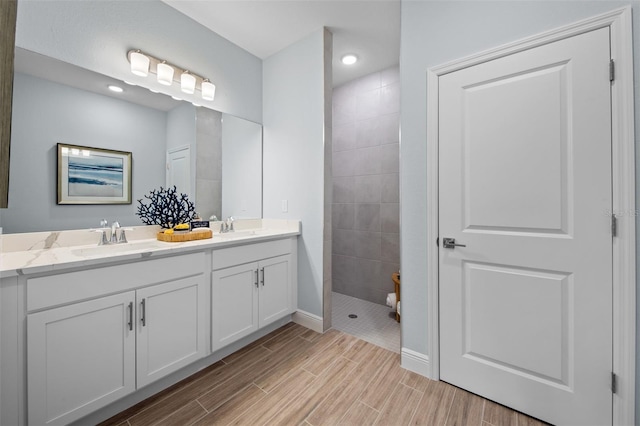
2 48 262 234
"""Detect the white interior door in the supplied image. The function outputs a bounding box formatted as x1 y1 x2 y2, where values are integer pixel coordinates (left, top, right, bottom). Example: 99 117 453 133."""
167 145 191 199
438 28 613 426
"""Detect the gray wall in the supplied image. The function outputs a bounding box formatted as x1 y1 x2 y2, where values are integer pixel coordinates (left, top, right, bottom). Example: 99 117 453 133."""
263 29 330 318
399 0 640 415
332 66 400 305
4 73 166 233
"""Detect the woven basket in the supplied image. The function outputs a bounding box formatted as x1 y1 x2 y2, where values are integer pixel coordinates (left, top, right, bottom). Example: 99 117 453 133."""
157 229 212 242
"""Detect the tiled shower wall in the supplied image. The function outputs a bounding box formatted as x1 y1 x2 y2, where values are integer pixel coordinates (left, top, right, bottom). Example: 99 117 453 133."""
332 66 400 306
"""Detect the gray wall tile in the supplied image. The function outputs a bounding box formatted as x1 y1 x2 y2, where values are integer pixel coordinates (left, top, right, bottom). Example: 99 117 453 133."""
381 173 399 202
332 203 355 230
333 150 356 177
381 232 400 264
381 203 400 233
355 258 382 290
356 88 381 121
354 231 382 260
380 83 400 115
333 177 355 203
334 122 356 152
333 254 356 285
356 117 381 148
332 229 355 256
379 113 399 145
355 203 381 232
381 143 399 174
355 146 382 176
354 175 381 203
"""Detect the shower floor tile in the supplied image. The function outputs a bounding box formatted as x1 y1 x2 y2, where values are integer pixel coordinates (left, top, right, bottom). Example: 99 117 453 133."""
331 291 400 353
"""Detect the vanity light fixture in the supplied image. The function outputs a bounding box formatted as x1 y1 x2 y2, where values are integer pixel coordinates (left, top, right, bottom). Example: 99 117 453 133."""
341 54 358 65
127 49 216 101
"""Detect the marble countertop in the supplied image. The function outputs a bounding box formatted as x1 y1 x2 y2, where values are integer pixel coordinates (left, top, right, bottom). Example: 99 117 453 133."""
0 219 300 278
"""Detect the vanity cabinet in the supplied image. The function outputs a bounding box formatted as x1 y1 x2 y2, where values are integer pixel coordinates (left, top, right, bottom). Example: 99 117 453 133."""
211 239 296 352
25 254 207 426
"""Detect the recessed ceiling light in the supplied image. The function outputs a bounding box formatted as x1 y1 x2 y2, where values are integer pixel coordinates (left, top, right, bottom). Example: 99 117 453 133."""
341 54 358 65
108 85 123 93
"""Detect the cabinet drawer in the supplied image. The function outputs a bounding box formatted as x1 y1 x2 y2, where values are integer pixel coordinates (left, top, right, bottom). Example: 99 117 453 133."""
27 252 205 312
212 238 292 270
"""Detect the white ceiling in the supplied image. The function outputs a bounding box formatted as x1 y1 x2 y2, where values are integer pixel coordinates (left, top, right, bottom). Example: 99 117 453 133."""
162 0 401 87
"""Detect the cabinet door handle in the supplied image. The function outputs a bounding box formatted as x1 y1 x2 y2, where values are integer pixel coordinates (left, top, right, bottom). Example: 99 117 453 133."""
255 269 259 288
260 267 265 286
141 298 146 326
127 302 133 331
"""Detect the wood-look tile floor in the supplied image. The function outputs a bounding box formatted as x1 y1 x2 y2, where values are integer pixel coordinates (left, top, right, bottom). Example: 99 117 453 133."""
100 323 549 426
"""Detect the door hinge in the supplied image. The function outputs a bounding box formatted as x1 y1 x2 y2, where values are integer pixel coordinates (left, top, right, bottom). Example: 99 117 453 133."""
610 59 615 82
436 237 439 247
611 214 617 237
612 372 618 394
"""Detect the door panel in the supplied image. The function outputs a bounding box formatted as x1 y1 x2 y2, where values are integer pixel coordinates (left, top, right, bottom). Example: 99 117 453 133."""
137 277 206 388
27 292 136 425
211 263 259 351
439 27 612 426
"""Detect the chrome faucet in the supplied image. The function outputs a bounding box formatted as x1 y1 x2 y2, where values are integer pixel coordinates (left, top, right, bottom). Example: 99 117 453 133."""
110 221 120 244
219 216 235 233
96 220 128 245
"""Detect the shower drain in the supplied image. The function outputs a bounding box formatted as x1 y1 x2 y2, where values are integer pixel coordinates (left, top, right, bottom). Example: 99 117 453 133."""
348 314 358 319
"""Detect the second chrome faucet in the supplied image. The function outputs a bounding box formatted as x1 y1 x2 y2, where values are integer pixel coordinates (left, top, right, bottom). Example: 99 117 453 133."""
98 219 128 245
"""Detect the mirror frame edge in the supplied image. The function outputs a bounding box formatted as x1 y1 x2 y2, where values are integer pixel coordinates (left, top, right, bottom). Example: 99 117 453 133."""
0 0 17 209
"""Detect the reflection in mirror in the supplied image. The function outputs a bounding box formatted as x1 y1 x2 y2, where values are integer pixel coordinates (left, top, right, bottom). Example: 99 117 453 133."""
3 48 262 234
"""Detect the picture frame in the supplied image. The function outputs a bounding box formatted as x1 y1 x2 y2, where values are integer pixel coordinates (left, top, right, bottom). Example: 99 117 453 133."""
57 143 132 205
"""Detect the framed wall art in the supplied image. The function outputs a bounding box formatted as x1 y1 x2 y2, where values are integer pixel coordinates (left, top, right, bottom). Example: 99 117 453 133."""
57 143 132 204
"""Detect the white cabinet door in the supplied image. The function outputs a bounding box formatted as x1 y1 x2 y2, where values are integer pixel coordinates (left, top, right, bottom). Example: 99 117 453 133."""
136 276 207 388
27 292 136 426
258 255 291 327
211 263 259 352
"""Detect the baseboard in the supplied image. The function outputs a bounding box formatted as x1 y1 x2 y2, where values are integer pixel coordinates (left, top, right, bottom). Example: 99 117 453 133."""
292 309 324 333
401 347 431 378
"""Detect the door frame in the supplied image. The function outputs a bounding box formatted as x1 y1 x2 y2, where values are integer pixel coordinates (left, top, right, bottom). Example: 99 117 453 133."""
425 7 635 425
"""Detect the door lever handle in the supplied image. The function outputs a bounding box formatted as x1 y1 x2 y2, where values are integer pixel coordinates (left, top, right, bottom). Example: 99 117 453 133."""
443 238 466 249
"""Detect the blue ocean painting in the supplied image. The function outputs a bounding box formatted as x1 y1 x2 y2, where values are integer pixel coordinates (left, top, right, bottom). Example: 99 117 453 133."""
68 154 124 197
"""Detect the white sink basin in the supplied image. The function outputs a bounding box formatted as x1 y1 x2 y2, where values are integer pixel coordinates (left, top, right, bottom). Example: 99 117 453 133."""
216 230 259 240
72 240 166 257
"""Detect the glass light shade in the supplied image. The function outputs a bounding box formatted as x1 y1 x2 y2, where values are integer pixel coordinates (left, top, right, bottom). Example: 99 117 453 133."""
130 51 149 77
181 72 196 94
201 80 216 101
157 62 174 86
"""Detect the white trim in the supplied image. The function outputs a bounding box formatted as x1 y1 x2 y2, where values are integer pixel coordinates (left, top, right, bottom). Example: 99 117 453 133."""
426 7 635 426
401 347 431 377
292 309 324 333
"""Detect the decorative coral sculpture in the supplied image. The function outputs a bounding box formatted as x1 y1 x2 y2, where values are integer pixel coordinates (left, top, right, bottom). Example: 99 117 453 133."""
136 186 196 229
